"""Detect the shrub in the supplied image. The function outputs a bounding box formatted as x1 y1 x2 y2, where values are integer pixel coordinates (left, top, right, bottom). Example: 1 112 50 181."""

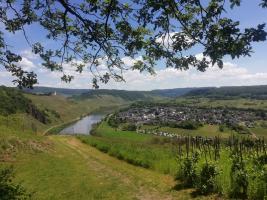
0 167 30 200
121 123 137 131
257 154 267 165
248 165 267 200
197 162 219 194
177 153 199 187
248 157 267 200
219 124 225 132
229 155 249 199
162 120 202 130
228 123 250 134
177 120 203 130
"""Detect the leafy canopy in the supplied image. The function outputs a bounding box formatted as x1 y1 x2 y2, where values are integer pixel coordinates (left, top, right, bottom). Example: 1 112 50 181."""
0 0 266 88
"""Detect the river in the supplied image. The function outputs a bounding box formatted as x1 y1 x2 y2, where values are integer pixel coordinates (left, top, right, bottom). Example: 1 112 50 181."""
59 114 104 135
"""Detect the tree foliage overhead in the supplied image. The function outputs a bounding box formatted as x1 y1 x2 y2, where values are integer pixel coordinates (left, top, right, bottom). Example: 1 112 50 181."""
0 0 266 88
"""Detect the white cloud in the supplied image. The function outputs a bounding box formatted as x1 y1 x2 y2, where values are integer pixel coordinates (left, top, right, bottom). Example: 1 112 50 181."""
21 49 39 60
18 57 35 71
1 54 267 90
195 53 211 62
98 61 267 90
121 56 142 67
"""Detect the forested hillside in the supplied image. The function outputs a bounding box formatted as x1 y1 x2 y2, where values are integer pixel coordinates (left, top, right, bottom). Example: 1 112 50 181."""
0 86 51 123
72 89 160 101
150 88 203 97
23 86 90 97
185 85 267 99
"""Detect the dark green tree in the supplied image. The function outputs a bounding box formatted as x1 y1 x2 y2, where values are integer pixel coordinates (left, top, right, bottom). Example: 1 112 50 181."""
0 0 266 88
0 167 30 200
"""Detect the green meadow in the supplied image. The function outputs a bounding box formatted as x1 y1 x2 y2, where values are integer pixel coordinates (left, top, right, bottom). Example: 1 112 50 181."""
78 122 179 175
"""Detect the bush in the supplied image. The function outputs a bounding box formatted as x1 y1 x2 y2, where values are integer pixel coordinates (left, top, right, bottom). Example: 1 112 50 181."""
229 155 248 199
176 120 203 130
0 167 30 200
219 124 225 132
121 123 137 131
248 165 267 200
177 153 199 187
248 157 267 200
197 162 218 194
107 114 124 128
228 123 250 134
256 154 267 165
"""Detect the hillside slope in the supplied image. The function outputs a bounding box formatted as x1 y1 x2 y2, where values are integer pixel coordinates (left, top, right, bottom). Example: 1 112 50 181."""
23 86 90 97
72 89 164 101
26 93 129 122
150 87 206 97
11 135 212 200
0 86 57 124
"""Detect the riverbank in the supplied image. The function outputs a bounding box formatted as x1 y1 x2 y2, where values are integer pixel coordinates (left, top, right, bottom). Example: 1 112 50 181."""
43 117 81 135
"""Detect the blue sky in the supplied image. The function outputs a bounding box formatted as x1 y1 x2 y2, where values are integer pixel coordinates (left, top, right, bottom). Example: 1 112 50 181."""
0 0 267 90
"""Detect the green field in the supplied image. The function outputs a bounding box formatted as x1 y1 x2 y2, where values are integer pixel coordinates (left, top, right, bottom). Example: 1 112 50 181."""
141 124 236 138
175 97 267 111
78 122 179 175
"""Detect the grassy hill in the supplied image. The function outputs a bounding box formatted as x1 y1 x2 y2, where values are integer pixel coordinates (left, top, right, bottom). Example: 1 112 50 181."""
23 86 90 97
72 89 162 101
0 87 132 158
0 86 58 124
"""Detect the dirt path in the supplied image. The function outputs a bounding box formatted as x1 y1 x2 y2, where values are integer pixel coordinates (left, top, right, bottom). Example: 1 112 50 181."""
49 135 214 200
12 134 217 199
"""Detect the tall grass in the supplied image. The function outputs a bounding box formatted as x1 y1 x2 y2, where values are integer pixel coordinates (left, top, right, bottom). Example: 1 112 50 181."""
78 122 179 175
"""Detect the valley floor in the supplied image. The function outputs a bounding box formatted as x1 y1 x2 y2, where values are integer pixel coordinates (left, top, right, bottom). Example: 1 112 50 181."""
9 135 216 200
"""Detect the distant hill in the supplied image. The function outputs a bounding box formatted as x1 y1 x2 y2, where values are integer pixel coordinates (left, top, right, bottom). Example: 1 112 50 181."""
72 89 158 101
22 85 267 100
23 86 199 99
23 86 91 97
185 85 267 99
150 88 208 97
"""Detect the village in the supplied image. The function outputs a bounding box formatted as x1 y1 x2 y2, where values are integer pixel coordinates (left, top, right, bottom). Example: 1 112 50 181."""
115 106 266 128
